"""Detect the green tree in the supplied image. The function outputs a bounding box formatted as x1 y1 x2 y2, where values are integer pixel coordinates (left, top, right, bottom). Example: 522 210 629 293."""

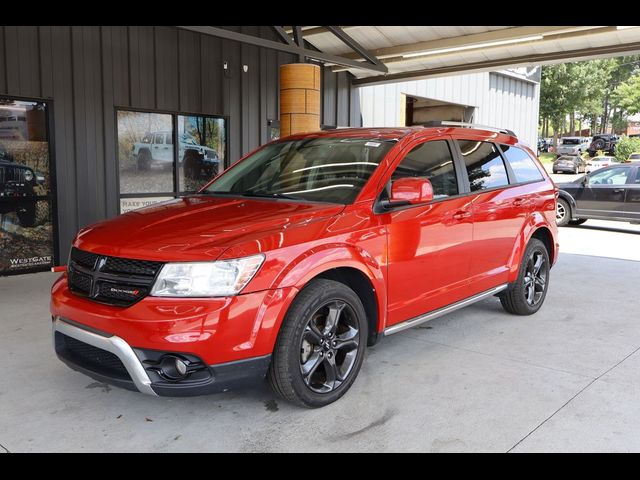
614 135 640 162
611 75 640 116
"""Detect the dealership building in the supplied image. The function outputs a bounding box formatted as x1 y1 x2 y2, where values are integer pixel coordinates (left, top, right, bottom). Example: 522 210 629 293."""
1 26 639 276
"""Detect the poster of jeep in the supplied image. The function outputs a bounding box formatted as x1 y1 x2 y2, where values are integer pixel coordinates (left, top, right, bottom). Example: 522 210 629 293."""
177 115 226 193
0 98 53 276
117 111 226 213
117 110 174 196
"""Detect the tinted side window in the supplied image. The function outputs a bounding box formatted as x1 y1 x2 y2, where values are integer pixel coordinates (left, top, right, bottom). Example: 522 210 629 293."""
458 140 509 192
501 145 544 183
392 140 458 198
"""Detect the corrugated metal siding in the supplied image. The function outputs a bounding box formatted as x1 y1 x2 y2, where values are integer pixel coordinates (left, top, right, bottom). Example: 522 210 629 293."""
359 71 539 148
0 25 361 262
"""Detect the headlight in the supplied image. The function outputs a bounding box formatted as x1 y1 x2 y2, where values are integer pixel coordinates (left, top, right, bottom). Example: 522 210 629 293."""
24 170 34 181
150 254 265 297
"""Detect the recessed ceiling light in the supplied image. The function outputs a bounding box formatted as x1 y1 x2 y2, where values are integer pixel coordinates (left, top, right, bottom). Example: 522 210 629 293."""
402 35 544 59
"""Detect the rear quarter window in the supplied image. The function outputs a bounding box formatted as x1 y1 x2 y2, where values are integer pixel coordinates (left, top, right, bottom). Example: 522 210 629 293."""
500 145 544 183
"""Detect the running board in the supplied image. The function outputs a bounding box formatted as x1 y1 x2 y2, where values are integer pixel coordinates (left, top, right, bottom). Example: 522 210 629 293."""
383 284 509 336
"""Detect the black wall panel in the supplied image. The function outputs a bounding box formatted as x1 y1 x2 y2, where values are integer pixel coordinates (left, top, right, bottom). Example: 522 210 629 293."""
0 25 362 264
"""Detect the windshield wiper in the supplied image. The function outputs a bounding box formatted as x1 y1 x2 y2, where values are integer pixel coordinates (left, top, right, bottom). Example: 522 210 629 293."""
240 190 304 201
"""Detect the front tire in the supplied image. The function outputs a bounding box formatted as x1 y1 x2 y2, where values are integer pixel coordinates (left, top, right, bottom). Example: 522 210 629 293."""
556 198 570 227
268 279 368 408
16 202 36 227
500 238 550 315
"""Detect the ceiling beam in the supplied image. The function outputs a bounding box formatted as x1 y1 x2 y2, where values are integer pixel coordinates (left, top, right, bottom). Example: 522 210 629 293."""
325 26 384 68
284 26 358 37
177 26 388 73
333 25 615 73
334 26 605 64
352 41 640 86
272 26 294 46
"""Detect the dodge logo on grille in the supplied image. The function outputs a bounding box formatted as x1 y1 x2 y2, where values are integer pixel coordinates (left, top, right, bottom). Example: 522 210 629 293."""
109 287 140 296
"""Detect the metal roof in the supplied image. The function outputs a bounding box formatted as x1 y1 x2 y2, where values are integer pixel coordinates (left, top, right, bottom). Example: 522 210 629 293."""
293 26 640 85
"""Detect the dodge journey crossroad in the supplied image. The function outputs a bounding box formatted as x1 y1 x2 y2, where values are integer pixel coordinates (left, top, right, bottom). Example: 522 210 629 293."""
51 124 559 408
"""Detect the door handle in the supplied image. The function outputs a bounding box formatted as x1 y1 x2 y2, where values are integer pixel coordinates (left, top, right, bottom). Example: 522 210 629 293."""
452 210 472 220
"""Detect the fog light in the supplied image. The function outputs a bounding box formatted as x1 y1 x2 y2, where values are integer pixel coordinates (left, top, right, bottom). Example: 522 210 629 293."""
160 355 188 380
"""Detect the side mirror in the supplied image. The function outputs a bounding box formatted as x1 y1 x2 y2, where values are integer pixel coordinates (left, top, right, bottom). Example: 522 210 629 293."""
383 177 433 209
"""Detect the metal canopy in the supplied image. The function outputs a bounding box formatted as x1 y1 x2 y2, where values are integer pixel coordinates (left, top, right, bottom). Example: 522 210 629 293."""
301 26 640 85
178 26 640 85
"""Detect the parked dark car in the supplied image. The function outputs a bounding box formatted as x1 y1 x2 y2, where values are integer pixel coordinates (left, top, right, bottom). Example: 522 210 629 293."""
556 163 640 226
0 144 47 227
587 134 618 157
552 155 586 174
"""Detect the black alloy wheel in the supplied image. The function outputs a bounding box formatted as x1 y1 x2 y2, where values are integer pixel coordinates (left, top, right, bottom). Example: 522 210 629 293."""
299 300 360 394
500 238 550 315
522 250 547 307
268 278 368 408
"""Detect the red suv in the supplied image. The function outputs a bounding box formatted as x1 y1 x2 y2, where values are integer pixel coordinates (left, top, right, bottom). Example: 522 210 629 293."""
51 124 558 408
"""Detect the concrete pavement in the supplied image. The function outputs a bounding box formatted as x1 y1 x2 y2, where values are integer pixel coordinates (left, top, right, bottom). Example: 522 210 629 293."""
1 221 639 452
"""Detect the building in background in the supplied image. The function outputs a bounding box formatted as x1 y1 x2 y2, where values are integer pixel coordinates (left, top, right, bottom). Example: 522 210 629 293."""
358 67 541 148
627 114 640 136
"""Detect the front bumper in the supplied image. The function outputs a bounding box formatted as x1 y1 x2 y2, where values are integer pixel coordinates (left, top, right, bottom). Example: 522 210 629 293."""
51 274 299 396
53 317 272 396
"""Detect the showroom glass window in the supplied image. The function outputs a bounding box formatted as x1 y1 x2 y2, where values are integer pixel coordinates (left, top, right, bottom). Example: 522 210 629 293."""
116 110 226 213
457 140 509 191
0 97 55 275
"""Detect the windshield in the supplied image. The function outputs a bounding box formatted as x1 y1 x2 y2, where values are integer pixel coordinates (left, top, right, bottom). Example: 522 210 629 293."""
203 137 396 204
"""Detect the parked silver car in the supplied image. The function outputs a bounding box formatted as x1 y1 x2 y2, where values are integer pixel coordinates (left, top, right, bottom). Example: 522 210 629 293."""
556 137 590 156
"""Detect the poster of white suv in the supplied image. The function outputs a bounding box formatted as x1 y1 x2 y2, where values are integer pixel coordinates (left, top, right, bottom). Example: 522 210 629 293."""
132 131 220 178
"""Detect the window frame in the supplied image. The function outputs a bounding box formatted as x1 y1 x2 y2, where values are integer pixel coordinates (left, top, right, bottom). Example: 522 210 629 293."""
451 139 511 194
586 166 634 186
389 138 462 198
497 144 545 186
373 136 468 213
115 106 229 211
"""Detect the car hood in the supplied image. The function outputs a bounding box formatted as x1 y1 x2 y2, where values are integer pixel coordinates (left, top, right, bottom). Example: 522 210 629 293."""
74 195 345 262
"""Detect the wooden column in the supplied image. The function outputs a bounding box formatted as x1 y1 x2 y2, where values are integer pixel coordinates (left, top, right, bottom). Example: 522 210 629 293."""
280 63 321 137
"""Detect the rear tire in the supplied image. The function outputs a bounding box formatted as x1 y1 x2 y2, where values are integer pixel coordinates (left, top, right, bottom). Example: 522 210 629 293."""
500 238 550 316
268 278 368 408
556 198 570 227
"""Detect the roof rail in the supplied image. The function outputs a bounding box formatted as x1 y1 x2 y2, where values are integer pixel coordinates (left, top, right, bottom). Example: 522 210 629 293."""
421 120 516 137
